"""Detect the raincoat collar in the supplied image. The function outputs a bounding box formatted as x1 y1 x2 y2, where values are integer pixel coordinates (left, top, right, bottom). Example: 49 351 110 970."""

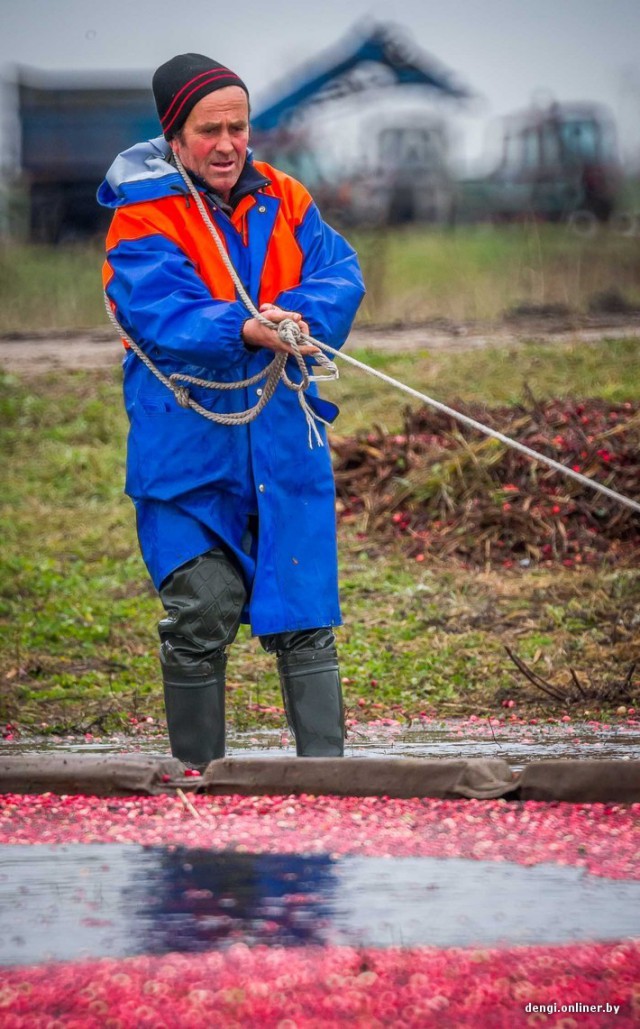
181 158 271 214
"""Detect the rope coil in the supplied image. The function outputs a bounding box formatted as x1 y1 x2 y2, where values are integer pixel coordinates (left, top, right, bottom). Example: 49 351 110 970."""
104 152 640 516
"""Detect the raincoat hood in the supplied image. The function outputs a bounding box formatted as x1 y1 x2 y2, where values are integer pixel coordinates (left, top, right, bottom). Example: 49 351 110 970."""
97 136 182 208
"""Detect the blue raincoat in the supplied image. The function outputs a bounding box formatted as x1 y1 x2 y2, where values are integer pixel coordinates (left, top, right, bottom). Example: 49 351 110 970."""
98 137 365 635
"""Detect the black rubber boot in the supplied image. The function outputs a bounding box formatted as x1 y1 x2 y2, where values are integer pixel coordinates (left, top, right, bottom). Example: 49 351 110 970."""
277 646 345 757
158 548 247 769
162 653 226 769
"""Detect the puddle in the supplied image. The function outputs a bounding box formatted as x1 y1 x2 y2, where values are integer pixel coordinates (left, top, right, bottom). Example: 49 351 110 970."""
348 720 640 769
2 844 639 966
4 720 640 771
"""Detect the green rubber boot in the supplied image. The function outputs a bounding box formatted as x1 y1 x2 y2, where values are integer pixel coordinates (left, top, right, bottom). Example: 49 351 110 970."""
162 653 226 769
277 646 344 757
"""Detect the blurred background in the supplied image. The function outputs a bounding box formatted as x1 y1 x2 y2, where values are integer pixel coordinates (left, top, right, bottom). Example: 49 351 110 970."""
1 0 640 245
1 0 640 335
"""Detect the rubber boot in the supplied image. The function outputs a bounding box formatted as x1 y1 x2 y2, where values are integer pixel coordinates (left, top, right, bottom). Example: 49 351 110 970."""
162 652 226 769
277 646 344 757
158 548 247 769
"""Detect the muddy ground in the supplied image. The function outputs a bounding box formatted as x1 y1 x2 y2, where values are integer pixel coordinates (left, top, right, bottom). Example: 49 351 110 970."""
2 313 640 376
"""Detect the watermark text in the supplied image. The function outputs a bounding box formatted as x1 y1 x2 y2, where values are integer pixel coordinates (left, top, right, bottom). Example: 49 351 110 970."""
525 1002 620 1015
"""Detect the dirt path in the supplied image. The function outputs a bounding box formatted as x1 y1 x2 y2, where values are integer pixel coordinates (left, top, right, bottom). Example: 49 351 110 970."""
2 315 639 376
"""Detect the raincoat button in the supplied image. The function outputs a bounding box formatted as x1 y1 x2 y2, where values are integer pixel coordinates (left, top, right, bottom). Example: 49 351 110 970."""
256 388 263 396
258 205 266 213
258 484 266 493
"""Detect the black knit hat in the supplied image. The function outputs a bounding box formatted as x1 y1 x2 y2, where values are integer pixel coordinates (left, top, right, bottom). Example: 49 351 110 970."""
153 53 249 140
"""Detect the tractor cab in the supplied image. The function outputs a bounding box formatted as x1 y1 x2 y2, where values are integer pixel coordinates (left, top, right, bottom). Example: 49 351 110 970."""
476 102 622 223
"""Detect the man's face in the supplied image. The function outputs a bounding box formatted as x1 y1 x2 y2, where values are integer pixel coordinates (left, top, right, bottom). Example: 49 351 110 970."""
170 86 249 201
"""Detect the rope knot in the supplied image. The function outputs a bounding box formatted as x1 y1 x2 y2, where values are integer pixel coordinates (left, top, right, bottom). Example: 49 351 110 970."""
277 318 302 348
174 386 191 408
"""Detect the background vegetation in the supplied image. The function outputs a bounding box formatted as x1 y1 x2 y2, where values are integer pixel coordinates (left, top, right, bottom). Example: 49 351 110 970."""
2 310 638 733
1 222 640 334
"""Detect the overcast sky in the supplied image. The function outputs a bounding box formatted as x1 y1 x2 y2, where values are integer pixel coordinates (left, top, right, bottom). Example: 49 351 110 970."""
2 0 640 169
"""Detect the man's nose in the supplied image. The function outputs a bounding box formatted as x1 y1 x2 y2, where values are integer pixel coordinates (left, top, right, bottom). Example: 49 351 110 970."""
215 130 234 154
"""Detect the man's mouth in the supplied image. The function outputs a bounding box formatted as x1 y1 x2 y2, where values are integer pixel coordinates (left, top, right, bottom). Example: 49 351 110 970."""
212 161 234 170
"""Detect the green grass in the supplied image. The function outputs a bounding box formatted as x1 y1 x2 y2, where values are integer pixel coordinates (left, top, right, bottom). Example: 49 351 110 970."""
0 240 107 334
351 223 640 325
2 223 640 333
2 332 639 735
332 337 640 434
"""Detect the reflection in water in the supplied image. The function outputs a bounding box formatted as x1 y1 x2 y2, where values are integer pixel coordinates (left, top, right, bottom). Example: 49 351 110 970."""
1 844 640 967
128 848 336 953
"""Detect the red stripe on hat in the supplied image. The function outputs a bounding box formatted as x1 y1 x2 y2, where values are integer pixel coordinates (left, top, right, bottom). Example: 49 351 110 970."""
163 72 239 134
162 66 233 123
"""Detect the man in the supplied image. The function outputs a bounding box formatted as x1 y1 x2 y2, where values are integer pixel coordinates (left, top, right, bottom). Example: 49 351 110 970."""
98 54 365 768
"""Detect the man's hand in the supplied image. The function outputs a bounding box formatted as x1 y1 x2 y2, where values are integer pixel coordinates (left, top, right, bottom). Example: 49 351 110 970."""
242 304 319 356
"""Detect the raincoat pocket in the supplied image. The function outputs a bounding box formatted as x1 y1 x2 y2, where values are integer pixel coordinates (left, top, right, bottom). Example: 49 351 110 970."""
126 399 245 501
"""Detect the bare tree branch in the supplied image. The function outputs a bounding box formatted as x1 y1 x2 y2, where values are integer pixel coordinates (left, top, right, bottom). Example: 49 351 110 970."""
504 646 567 702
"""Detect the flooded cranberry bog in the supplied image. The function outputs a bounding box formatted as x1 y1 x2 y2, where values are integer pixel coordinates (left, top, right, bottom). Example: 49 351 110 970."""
1 726 640 1026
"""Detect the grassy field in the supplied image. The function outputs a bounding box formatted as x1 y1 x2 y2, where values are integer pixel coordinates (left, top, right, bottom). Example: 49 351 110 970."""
353 223 640 325
1 333 639 736
1 223 640 334
334 336 640 434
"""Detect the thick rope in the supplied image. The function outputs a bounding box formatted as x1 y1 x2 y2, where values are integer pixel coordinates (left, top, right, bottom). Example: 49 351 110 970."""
308 339 640 515
105 152 640 515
